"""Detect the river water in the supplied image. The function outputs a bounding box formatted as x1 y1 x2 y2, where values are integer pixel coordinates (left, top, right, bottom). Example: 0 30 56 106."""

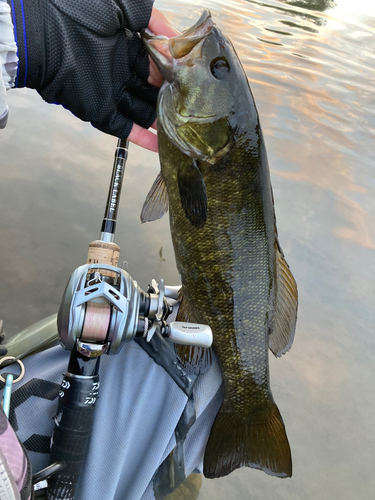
0 0 374 498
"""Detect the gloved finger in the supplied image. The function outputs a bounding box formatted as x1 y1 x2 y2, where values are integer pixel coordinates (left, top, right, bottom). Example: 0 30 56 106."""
128 123 158 152
91 110 134 142
126 14 177 87
125 76 159 104
125 34 151 83
117 90 157 128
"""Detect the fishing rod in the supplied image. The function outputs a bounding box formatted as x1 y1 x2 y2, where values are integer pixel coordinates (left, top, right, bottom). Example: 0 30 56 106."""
40 140 213 499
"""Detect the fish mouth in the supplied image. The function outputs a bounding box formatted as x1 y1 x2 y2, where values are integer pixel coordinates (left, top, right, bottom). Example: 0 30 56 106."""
142 10 214 81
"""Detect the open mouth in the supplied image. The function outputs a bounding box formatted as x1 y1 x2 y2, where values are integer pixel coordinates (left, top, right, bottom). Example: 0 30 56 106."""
142 10 214 78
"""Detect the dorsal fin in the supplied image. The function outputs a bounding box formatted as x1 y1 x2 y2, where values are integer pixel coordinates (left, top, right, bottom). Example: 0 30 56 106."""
269 243 298 357
140 172 169 223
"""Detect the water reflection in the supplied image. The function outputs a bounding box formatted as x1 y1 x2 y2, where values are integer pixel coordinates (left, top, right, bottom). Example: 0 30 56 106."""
0 0 374 499
246 0 329 28
278 0 336 11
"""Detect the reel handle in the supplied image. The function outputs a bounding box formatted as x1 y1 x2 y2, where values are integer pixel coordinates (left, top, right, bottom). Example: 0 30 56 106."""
167 322 213 348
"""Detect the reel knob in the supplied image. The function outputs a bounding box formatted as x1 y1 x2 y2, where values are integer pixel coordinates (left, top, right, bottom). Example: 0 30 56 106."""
164 322 213 348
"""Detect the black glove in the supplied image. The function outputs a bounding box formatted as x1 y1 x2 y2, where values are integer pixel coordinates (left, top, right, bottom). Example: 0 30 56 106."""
8 0 159 139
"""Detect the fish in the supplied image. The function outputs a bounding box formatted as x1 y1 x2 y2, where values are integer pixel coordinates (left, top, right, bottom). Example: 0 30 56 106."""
141 10 298 479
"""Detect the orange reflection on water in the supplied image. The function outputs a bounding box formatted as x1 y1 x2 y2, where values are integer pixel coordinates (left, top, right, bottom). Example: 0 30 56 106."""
273 162 375 250
335 195 375 249
247 39 375 250
290 331 351 406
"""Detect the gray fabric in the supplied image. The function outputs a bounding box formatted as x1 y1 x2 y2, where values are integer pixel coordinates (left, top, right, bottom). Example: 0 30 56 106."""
0 0 18 128
4 50 17 84
0 0 17 88
0 105 8 128
1 339 223 499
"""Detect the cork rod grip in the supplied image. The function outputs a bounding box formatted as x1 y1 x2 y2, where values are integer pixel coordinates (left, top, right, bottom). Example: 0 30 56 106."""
86 239 120 274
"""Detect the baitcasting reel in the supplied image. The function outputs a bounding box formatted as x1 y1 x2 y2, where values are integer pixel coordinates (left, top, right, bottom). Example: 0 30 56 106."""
57 262 213 356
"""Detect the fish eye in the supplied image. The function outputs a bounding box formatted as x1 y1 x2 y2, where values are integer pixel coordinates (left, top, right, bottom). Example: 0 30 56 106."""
210 57 230 80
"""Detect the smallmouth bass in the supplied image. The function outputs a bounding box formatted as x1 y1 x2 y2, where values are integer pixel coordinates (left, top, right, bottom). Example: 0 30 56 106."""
141 10 298 479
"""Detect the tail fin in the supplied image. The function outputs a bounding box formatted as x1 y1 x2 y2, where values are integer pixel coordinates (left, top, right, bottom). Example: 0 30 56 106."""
203 400 292 479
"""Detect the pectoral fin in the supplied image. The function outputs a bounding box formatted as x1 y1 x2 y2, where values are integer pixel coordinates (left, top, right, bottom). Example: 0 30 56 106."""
140 172 169 223
177 160 207 229
269 243 298 357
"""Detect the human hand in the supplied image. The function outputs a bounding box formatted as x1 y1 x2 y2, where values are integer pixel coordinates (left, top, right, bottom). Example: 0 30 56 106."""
128 7 179 152
8 0 178 152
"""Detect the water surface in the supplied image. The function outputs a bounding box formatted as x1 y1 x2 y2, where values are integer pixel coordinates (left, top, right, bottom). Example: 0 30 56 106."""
0 0 374 498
